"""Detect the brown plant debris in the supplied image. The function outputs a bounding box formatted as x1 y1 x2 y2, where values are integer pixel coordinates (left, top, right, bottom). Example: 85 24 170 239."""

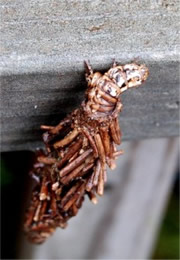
24 61 149 243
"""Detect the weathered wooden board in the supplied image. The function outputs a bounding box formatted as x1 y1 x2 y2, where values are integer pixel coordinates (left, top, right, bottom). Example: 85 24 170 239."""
1 0 179 151
18 138 178 259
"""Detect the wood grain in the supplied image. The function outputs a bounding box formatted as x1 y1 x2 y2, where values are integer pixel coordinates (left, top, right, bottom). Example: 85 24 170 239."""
1 0 179 151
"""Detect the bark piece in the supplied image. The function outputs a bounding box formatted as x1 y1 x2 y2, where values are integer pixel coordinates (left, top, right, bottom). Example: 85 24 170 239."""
54 129 79 148
57 137 83 169
94 134 106 163
93 160 101 186
37 156 57 165
63 183 85 211
61 163 85 185
82 128 98 158
39 176 49 201
59 149 92 177
87 191 98 204
100 127 111 156
97 169 104 196
110 120 120 145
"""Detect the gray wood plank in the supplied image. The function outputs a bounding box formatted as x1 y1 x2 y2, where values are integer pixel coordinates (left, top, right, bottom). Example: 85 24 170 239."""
1 0 179 151
1 0 179 75
19 138 178 259
1 62 179 151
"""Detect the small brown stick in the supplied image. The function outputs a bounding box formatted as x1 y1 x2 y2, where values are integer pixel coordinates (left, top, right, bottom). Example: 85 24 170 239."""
24 200 39 228
61 182 82 207
110 120 120 145
48 118 71 135
76 196 84 209
50 193 57 216
108 141 116 161
103 167 107 183
113 150 124 158
56 138 83 169
37 156 57 165
85 158 99 191
71 204 78 216
99 127 111 156
73 161 94 182
39 176 49 201
54 129 79 149
106 157 116 169
87 191 98 204
97 169 104 196
86 172 95 192
82 128 98 158
61 163 85 185
93 160 101 186
114 117 122 143
94 133 106 163
112 141 117 153
40 125 54 130
69 151 79 162
82 162 94 173
59 149 93 177
111 100 123 117
84 154 94 164
100 162 107 183
30 223 49 232
63 183 85 211
40 200 47 220
74 185 85 209
33 203 42 222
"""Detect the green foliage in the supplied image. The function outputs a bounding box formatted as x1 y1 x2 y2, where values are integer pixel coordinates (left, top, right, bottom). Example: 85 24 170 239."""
0 159 14 186
152 191 179 259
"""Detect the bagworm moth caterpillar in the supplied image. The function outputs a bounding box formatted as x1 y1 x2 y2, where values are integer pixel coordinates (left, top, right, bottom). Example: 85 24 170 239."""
24 61 149 243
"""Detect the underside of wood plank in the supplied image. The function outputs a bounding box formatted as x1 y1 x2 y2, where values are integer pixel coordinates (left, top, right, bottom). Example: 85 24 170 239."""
1 61 179 151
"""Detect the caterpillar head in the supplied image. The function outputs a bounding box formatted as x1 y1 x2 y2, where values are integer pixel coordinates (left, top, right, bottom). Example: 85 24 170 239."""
108 63 149 91
123 63 149 88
